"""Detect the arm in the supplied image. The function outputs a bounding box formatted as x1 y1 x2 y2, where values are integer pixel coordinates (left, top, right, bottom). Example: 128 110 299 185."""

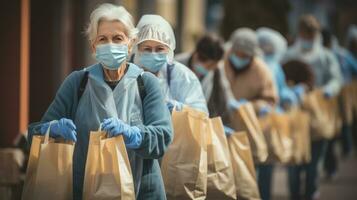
135 72 174 159
170 62 209 114
27 71 82 143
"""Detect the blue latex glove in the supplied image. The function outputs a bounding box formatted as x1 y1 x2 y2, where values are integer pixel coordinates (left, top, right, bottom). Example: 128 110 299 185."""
323 88 334 99
223 125 235 136
259 106 272 117
40 118 77 142
166 99 183 113
275 106 285 114
228 98 248 110
101 117 142 149
280 90 298 106
292 84 305 101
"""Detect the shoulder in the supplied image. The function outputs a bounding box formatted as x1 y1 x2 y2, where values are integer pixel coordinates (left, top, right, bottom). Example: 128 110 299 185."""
252 57 274 79
171 61 199 82
60 63 99 90
140 71 161 92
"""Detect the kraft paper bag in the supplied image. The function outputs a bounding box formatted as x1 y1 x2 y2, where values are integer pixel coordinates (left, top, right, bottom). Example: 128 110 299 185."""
228 131 261 200
161 107 208 200
303 90 335 140
22 123 74 200
206 117 236 200
230 103 268 163
83 129 135 200
340 84 354 125
258 113 292 164
288 108 311 164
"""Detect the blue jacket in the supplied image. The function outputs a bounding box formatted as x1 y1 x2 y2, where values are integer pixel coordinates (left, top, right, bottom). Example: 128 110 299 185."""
28 63 173 200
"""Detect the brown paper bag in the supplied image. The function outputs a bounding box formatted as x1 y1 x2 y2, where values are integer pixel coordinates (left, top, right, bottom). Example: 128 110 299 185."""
206 117 236 200
303 90 335 139
327 96 342 137
228 131 261 200
83 130 135 200
161 107 208 200
230 103 268 163
22 125 74 200
340 84 354 125
258 113 292 164
288 108 311 164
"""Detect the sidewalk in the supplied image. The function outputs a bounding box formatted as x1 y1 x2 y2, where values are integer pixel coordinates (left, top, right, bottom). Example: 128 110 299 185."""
272 155 357 200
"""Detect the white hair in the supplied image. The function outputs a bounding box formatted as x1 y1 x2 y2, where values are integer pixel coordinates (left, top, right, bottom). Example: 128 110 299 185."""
86 3 138 43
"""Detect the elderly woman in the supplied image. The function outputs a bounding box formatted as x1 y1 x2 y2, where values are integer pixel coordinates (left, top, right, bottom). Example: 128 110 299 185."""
132 15 208 114
27 4 173 200
224 28 278 116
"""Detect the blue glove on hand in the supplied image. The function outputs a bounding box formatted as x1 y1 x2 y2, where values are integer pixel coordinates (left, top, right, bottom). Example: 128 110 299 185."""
228 98 248 111
323 89 334 99
223 125 235 136
166 99 183 113
281 90 298 106
275 106 285 114
259 106 272 117
292 84 305 101
101 117 142 149
40 118 77 142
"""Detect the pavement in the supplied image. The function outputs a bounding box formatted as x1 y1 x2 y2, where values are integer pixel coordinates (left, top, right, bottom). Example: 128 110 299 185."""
272 154 357 200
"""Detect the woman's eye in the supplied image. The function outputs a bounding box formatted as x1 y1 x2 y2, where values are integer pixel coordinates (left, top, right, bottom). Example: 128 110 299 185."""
156 47 165 52
114 36 123 41
143 48 152 52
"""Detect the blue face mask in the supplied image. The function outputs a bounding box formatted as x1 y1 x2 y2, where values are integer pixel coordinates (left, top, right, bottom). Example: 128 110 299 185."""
193 63 209 77
138 52 168 73
300 39 313 50
229 54 250 70
95 43 128 70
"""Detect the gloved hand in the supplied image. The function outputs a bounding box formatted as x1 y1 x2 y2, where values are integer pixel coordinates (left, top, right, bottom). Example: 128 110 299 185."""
292 84 305 102
166 99 183 113
281 90 298 106
228 98 248 111
323 88 334 99
101 117 142 149
223 125 235 136
40 118 77 142
275 106 285 114
259 106 272 117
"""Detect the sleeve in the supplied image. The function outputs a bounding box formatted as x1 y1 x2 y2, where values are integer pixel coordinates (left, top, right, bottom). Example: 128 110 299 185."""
170 63 209 114
322 51 343 95
251 63 279 112
27 71 82 143
135 72 174 159
218 62 236 104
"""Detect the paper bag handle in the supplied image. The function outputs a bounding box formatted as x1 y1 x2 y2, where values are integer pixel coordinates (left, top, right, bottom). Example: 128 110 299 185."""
44 121 54 144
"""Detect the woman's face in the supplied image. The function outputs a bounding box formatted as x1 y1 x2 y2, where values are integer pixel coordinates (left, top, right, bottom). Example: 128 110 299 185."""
91 20 131 53
138 40 170 53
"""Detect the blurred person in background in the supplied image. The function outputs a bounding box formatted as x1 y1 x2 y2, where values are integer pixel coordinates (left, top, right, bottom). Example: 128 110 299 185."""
175 34 237 135
283 14 343 200
321 28 357 181
256 27 301 200
282 60 315 91
27 4 173 200
224 27 278 119
132 14 208 114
